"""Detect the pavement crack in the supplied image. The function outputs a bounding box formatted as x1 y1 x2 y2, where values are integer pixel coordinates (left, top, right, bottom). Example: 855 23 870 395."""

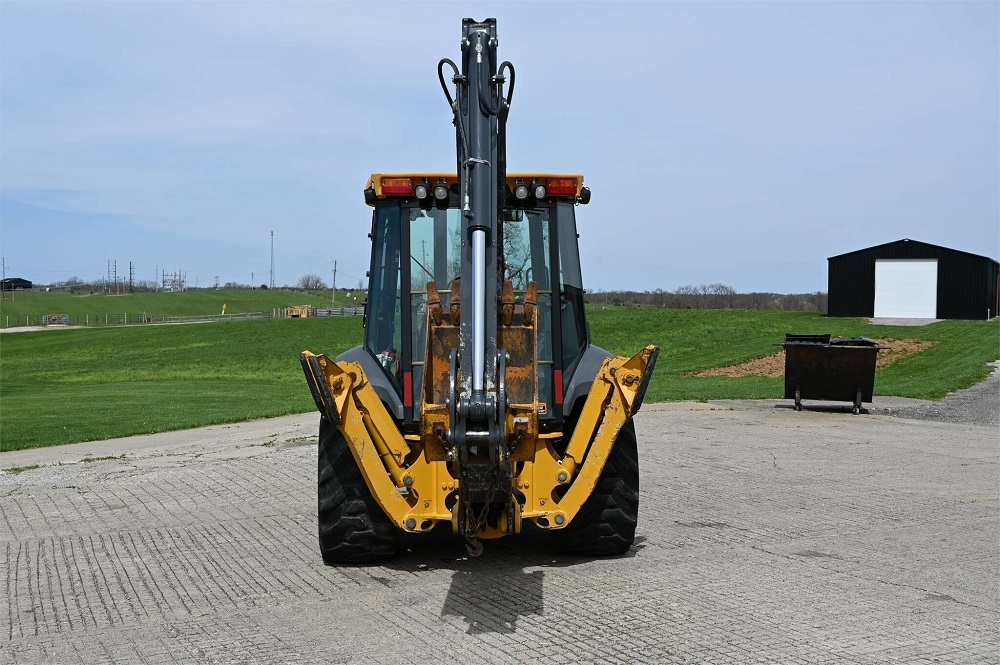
750 545 991 612
872 578 991 611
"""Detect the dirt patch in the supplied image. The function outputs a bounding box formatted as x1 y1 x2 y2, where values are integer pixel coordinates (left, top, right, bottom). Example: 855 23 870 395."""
692 338 936 378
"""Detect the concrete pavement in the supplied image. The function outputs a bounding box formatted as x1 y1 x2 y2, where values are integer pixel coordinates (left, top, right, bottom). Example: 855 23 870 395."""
1 403 997 664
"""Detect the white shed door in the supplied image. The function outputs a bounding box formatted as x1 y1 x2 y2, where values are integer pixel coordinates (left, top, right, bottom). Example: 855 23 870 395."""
874 259 938 318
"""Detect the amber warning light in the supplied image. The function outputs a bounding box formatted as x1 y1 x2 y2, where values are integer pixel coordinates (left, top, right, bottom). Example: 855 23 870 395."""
546 178 577 196
381 178 414 195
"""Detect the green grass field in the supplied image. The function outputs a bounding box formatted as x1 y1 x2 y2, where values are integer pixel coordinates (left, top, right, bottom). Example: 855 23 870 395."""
1 308 996 451
1 317 362 451
0 288 347 325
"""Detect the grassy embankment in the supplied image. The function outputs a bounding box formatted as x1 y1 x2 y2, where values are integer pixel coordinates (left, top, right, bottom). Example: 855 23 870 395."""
1 307 996 451
0 288 347 325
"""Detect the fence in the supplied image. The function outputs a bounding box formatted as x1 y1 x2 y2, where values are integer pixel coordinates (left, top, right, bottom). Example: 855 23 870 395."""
313 307 363 317
1 307 360 329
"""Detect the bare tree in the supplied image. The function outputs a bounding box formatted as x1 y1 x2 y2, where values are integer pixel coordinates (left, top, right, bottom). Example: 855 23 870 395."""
707 283 737 308
297 274 327 290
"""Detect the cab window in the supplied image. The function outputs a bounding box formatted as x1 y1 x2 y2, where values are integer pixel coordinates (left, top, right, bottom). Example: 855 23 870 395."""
365 203 402 388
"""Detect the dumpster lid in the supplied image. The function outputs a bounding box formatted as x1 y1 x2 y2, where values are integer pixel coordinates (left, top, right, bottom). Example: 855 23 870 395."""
784 333 831 344
830 336 881 348
781 334 884 350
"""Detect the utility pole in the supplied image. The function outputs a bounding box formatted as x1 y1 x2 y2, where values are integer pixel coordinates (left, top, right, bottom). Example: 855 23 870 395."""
332 260 337 307
251 271 254 289
214 276 219 289
107 259 119 295
129 261 135 294
269 231 275 289
1 256 6 301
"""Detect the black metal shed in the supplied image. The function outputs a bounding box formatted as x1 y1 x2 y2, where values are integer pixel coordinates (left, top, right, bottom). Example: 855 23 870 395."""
828 239 999 320
0 278 32 291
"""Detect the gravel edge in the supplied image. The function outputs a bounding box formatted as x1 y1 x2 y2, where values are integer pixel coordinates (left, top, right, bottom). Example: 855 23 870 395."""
868 362 999 427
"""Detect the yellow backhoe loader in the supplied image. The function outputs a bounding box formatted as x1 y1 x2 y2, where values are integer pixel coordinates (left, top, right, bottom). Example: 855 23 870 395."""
302 18 658 562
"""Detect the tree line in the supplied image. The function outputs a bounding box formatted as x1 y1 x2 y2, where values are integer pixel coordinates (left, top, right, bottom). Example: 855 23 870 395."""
585 284 828 312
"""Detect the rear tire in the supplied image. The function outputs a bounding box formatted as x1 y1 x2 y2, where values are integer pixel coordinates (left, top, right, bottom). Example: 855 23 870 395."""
317 417 397 564
553 419 639 556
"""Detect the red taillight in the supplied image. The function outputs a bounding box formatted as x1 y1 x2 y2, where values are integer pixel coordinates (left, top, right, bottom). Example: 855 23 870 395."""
547 178 577 196
381 178 413 195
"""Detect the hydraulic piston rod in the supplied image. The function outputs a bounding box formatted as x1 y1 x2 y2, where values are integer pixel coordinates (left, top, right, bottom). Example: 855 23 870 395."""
471 228 486 391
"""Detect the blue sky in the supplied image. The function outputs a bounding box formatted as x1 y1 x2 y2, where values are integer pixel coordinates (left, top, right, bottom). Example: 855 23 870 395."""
1 1 997 293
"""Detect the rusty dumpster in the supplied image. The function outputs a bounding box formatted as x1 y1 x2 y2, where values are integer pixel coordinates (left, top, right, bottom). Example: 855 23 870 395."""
783 334 883 415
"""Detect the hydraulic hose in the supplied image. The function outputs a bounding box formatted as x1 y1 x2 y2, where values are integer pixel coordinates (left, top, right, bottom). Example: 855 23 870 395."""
499 61 515 108
437 58 458 108
478 56 502 116
496 61 515 226
439 57 475 219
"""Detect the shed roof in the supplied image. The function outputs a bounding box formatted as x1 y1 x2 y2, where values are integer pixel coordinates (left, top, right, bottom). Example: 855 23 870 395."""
827 238 999 265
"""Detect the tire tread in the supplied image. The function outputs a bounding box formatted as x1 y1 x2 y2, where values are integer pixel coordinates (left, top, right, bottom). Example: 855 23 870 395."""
317 418 397 563
553 420 639 556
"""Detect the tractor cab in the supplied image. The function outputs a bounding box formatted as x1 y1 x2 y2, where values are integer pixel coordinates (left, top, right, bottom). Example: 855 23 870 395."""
359 173 591 431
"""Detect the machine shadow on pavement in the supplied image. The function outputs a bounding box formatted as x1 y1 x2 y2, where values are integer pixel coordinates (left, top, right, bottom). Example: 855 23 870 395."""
372 528 646 634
